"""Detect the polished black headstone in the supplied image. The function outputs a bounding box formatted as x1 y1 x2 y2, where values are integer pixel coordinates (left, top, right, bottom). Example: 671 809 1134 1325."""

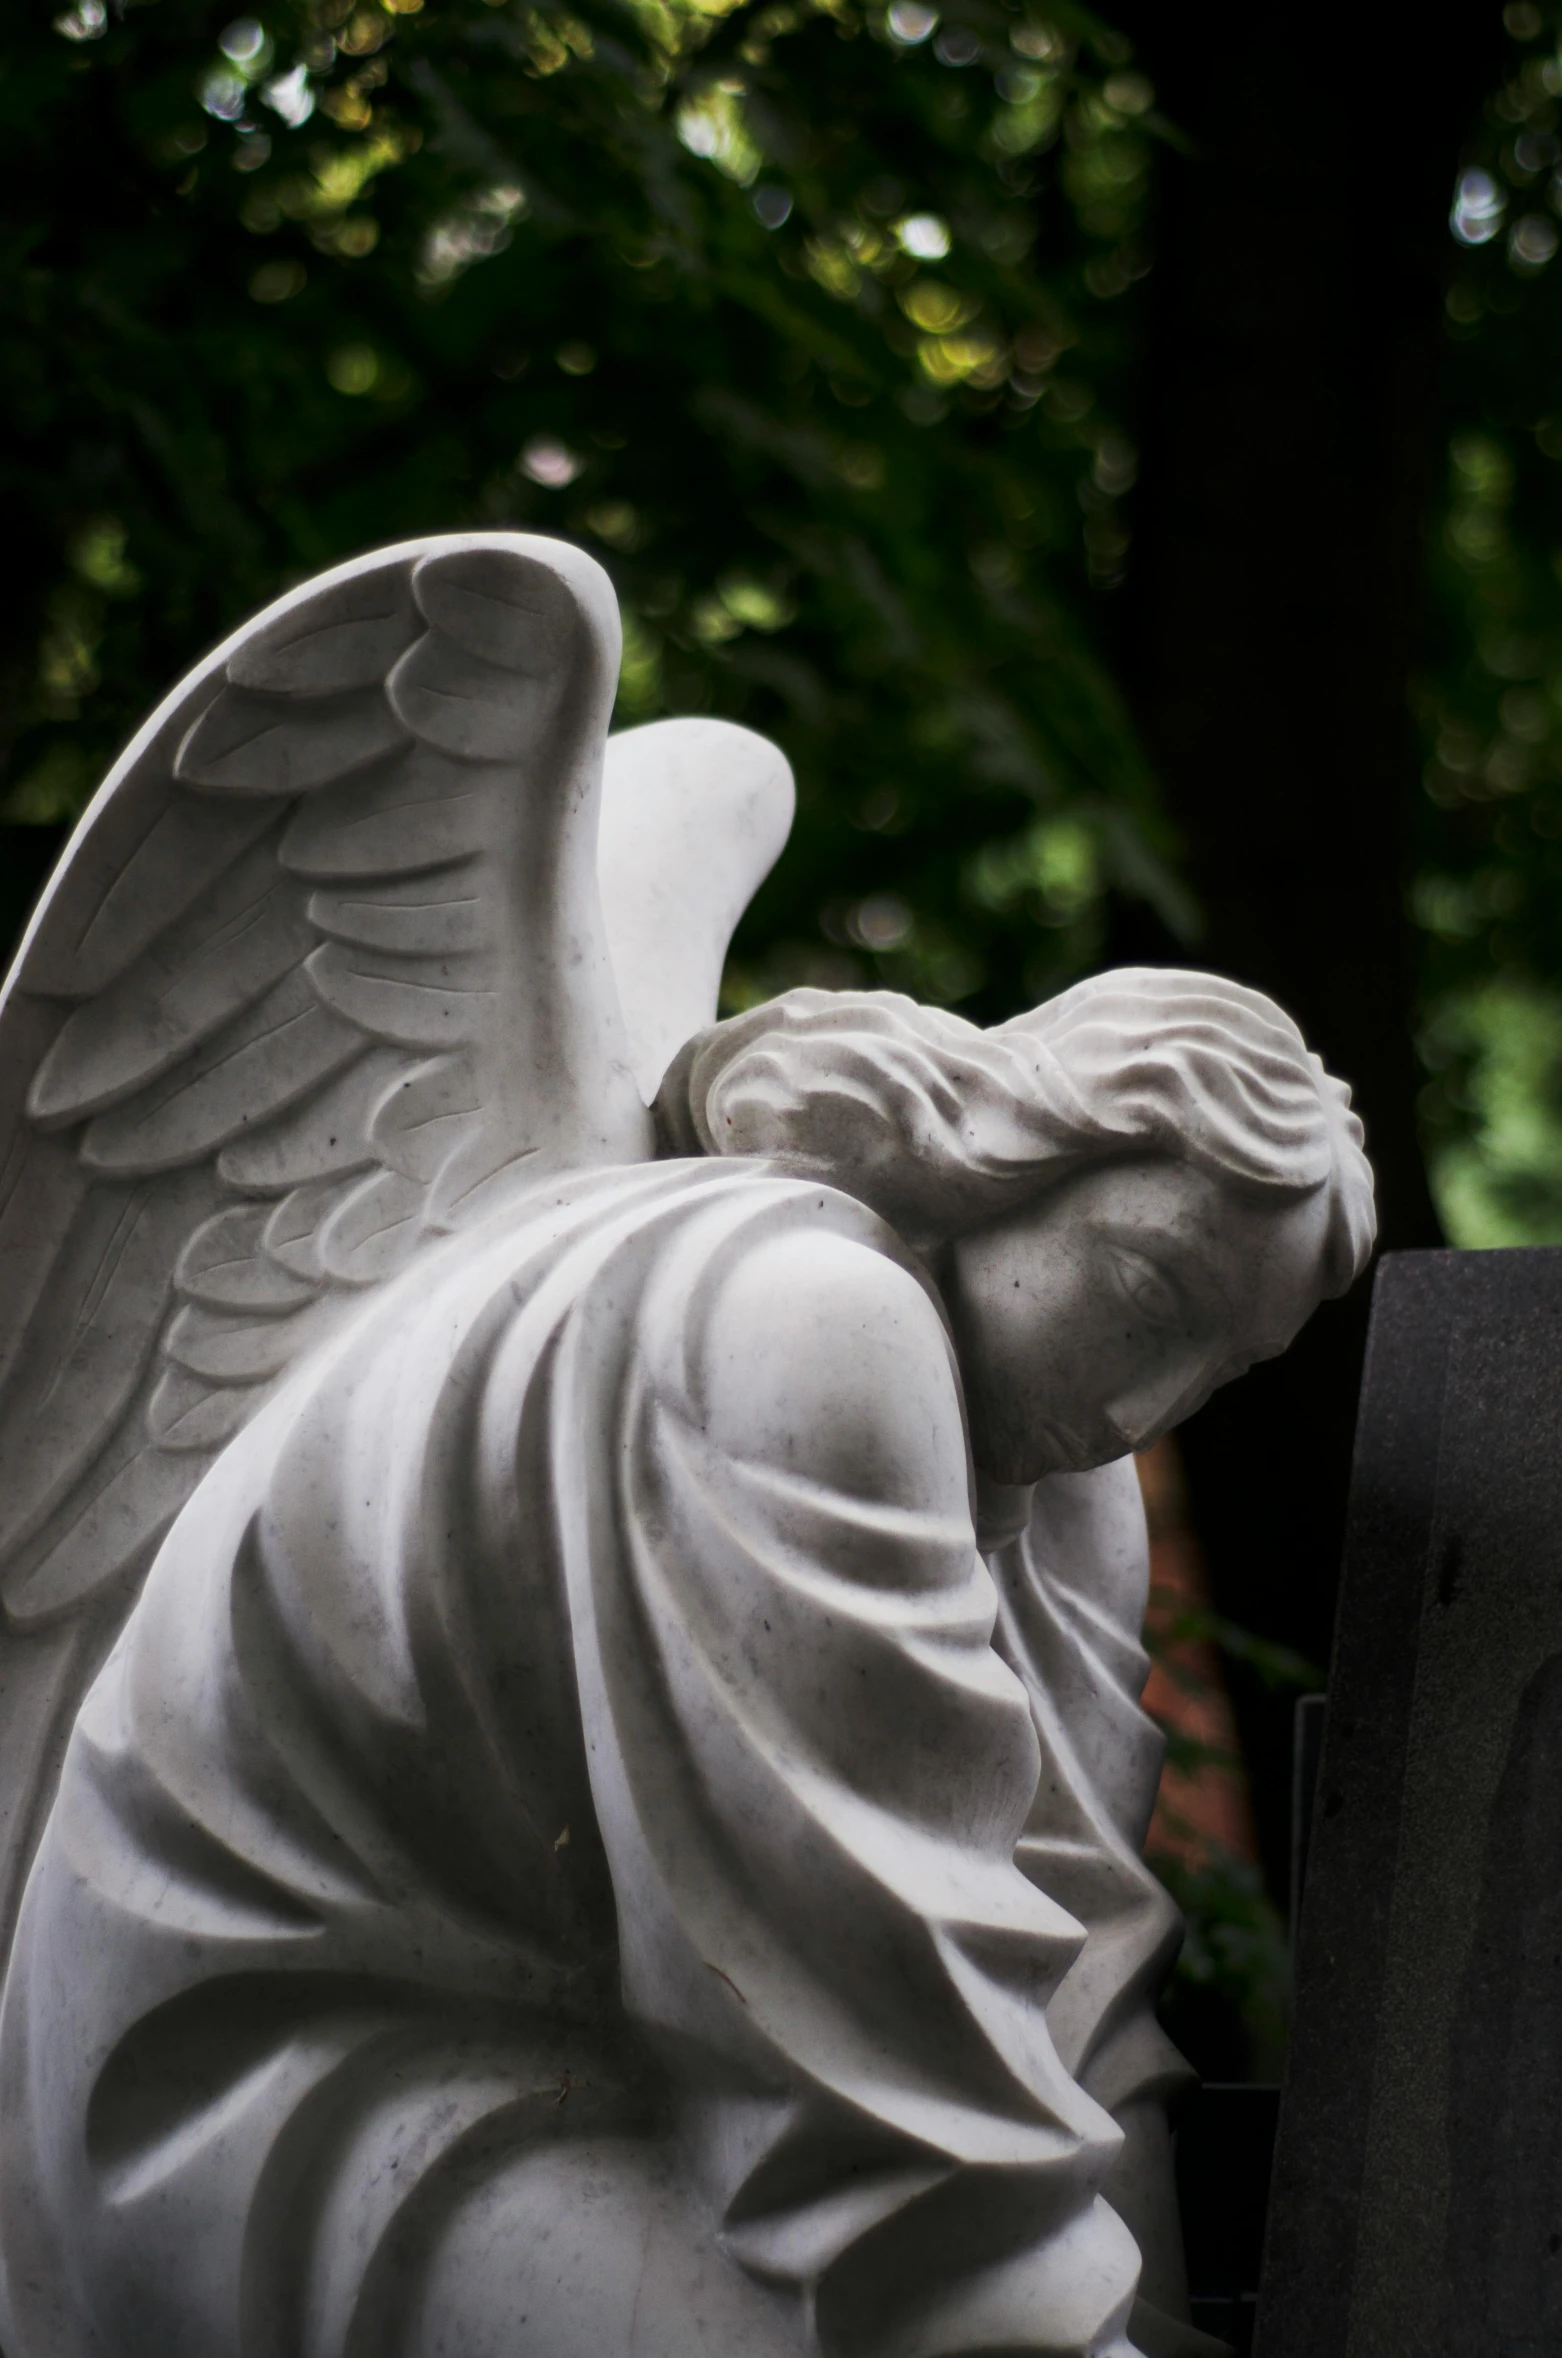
1255 1247 1562 2358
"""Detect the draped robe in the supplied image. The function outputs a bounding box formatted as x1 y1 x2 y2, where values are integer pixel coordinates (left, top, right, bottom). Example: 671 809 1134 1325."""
0 1158 1184 2358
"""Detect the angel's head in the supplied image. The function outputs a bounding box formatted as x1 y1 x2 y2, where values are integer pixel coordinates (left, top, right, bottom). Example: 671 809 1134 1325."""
657 969 1375 1484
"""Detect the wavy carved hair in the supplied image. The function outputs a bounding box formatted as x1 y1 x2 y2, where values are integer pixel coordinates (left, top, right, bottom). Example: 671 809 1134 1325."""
658 967 1377 1295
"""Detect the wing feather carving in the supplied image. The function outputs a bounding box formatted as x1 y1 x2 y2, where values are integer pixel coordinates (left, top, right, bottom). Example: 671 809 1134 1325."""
215 1046 401 1194
177 685 409 794
147 1365 262 1453
79 971 363 1176
262 1174 361 1280
0 533 643 1734
306 874 486 958
225 569 419 694
318 1165 433 1284
43 798 288 998
30 843 318 1124
175 1203 320 1313
369 1053 482 1183
7 1446 199 1626
0 1134 89 1388
304 939 493 1048
0 530 796 1988
278 747 498 877
0 1169 218 1564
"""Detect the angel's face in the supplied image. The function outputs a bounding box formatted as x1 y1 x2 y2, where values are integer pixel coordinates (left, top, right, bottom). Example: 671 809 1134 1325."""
940 1154 1332 1485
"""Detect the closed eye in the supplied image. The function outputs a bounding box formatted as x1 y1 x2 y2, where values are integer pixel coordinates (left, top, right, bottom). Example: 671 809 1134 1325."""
1109 1247 1182 1326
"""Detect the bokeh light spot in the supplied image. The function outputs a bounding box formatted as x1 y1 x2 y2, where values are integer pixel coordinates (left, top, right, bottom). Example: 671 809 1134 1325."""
326 343 381 394
199 66 248 121
521 434 583 488
849 893 914 950
896 211 950 259
934 26 980 64
886 2 937 43
250 258 307 302
1010 20 1065 60
53 0 105 38
262 65 314 127
219 18 266 63
1102 70 1154 115
1452 167 1506 246
1510 212 1558 268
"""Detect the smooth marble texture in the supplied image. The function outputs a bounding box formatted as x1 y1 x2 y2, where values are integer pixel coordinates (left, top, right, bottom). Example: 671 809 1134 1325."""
0 534 1375 2358
599 715 794 1101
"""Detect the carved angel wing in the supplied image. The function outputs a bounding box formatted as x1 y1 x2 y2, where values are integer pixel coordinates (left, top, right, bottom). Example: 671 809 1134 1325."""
0 532 667 1952
600 717 794 1101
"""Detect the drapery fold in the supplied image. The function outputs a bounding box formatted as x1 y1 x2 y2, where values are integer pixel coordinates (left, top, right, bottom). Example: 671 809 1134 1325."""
0 1159 1140 2358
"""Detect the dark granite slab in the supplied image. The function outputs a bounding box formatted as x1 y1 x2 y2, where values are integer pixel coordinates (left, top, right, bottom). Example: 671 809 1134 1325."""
1255 1246 1562 2358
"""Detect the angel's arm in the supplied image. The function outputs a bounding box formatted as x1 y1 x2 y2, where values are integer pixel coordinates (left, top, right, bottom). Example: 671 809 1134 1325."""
609 1217 1143 2358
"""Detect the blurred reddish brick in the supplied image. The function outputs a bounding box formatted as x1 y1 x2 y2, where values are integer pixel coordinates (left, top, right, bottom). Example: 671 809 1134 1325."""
1136 1437 1257 1868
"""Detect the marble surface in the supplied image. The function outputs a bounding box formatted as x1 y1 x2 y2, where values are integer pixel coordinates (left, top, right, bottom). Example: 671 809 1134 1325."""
0 534 1375 2358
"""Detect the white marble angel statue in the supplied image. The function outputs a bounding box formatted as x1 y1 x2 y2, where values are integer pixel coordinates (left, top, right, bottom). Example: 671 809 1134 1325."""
0 534 1374 2358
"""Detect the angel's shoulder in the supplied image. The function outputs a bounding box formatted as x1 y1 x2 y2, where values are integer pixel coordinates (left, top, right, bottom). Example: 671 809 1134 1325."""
689 1203 969 1513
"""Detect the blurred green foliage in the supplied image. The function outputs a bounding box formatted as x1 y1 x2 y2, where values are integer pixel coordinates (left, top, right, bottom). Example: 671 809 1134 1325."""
1143 1595 1315 2079
1421 980 1562 1240
1149 1845 1291 2085
1 0 1192 1017
1417 0 1562 1242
